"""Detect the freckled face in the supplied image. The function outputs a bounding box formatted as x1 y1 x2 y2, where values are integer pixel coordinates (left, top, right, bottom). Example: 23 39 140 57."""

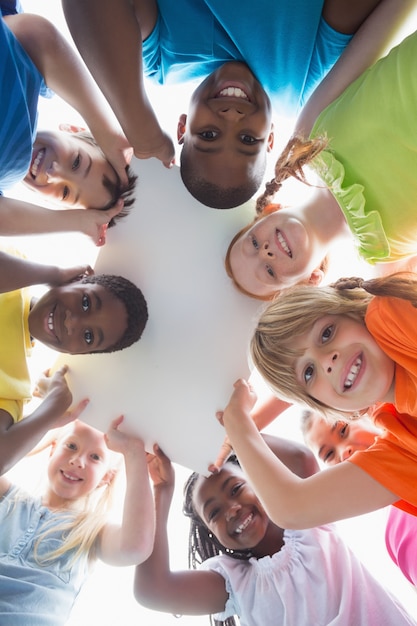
293 315 395 412
24 131 117 209
229 209 319 297
47 420 112 503
193 466 270 552
183 62 273 190
28 282 127 354
305 415 381 466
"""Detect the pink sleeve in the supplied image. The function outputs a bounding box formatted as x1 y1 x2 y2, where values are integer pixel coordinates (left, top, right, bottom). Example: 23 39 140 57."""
385 505 417 586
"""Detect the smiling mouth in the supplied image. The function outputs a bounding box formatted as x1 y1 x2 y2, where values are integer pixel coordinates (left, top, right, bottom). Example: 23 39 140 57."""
216 86 250 101
234 513 253 534
344 356 362 390
30 148 45 179
276 230 292 258
61 471 82 482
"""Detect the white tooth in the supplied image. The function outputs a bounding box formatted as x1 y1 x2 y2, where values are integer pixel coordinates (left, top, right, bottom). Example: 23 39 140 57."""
277 231 292 257
63 472 79 481
344 357 362 389
235 513 253 534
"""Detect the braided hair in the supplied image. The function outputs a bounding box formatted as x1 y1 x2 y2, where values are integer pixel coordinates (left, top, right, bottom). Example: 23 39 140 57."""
183 457 253 626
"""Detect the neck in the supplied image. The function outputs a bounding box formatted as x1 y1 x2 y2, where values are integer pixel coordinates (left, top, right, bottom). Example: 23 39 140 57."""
252 521 285 558
302 186 350 248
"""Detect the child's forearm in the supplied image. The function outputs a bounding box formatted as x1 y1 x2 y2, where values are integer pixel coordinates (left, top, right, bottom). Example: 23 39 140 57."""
296 0 417 135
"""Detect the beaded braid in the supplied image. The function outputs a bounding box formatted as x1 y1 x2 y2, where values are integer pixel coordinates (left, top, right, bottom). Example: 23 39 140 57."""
255 134 328 214
183 461 254 626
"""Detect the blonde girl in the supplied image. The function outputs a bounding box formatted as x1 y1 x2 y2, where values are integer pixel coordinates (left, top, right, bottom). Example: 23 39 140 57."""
216 272 417 532
0 416 154 625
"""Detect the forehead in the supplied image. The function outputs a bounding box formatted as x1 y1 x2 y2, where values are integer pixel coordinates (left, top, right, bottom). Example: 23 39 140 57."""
60 420 107 448
193 466 243 511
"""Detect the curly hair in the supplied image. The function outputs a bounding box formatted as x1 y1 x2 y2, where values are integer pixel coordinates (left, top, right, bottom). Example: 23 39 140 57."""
80 274 148 353
251 273 417 416
183 457 253 626
75 131 137 225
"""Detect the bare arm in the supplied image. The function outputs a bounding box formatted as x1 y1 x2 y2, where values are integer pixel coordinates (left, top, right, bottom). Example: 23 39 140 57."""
220 380 398 529
0 249 93 293
96 417 155 566
296 0 417 135
4 13 131 183
134 446 229 615
0 196 122 246
61 0 175 168
0 367 87 477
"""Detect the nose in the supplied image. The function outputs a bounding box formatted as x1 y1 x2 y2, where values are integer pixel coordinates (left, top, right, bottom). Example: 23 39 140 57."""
217 107 246 122
64 309 78 336
341 445 353 461
45 161 63 183
260 242 275 259
326 353 338 374
69 452 85 468
225 502 241 522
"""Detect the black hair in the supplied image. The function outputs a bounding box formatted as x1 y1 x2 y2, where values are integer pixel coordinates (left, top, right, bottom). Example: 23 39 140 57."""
183 456 252 626
80 274 148 353
75 131 137 225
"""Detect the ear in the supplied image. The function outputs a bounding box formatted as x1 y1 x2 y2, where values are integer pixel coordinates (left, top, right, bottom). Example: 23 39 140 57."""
177 113 187 144
49 440 57 457
266 124 274 152
98 468 117 488
59 123 87 134
308 268 324 286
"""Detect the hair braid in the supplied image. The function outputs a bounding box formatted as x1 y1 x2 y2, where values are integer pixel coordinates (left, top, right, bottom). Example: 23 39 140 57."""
256 134 328 214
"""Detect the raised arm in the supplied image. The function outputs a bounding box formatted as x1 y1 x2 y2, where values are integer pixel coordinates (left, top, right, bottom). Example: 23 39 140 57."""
0 249 93 293
219 380 398 529
134 445 228 616
0 366 87 479
96 416 155 566
4 12 132 183
0 196 122 246
296 0 417 135
61 0 175 168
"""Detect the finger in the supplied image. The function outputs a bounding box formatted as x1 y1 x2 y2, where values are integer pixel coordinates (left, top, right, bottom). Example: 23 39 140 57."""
109 414 124 430
68 398 89 420
215 410 224 426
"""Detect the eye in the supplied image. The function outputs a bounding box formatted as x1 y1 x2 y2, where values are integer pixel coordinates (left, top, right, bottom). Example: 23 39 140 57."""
321 324 334 343
66 441 77 451
208 507 220 522
82 294 90 312
251 236 259 250
90 453 101 462
231 482 243 496
266 266 274 277
303 364 314 384
198 130 218 141
84 329 94 345
339 422 349 438
323 449 335 464
240 134 258 145
62 185 69 201
72 153 81 170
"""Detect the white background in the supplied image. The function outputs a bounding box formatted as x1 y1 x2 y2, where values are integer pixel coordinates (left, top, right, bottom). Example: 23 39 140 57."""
4 2 417 624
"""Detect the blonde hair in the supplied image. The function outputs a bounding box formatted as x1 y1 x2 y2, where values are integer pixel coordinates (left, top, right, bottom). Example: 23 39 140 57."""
24 423 122 568
250 273 417 415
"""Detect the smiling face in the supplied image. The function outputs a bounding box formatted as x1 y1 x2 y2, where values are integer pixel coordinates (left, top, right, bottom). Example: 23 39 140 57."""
229 208 323 297
46 420 113 507
180 62 274 194
193 464 271 554
28 282 128 354
293 315 396 412
24 130 118 209
305 414 381 466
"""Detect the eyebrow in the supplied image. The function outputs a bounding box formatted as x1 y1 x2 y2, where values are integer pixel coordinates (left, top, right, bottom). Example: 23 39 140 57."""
73 154 92 206
202 475 234 518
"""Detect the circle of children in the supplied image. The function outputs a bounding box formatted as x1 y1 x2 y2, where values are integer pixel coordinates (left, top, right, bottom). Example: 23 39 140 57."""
2 0 417 624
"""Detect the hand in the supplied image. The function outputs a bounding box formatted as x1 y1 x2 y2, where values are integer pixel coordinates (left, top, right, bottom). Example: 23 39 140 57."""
104 415 146 457
36 366 89 427
50 264 94 286
147 444 175 490
78 201 124 246
133 129 175 169
217 379 258 428
208 435 233 474
94 130 134 186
